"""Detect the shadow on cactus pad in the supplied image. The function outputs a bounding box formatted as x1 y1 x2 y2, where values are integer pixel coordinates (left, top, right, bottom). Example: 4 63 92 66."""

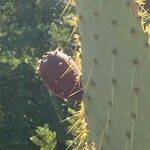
39 50 83 100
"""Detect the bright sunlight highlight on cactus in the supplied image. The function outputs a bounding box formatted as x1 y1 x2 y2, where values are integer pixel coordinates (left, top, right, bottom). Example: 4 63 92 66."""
76 0 150 149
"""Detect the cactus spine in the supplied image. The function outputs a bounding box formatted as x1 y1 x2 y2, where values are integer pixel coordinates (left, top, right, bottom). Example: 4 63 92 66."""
76 0 150 149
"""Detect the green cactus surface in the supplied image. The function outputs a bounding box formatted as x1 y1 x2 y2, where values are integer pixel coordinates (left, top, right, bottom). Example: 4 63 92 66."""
76 0 150 149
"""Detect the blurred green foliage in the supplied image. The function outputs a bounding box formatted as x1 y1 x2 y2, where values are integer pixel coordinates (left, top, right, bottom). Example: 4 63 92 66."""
30 124 56 150
0 62 75 150
0 0 78 149
0 0 73 62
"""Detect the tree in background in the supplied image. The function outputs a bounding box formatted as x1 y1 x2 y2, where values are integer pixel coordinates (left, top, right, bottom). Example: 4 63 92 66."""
0 0 78 149
0 0 73 62
30 124 56 150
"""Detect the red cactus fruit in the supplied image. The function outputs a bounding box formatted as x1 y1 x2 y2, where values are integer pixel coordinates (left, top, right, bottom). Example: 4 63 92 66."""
39 50 83 100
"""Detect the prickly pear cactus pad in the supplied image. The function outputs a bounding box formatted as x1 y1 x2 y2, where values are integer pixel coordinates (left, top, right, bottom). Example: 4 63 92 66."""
76 0 150 150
